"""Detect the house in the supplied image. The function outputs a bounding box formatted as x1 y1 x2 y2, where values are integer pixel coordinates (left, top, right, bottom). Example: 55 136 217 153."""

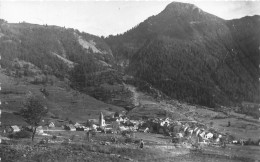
91 124 98 130
144 127 149 133
187 128 194 136
199 131 206 138
76 127 85 131
183 126 189 132
64 124 76 131
104 116 116 123
49 122 55 128
36 126 44 135
74 122 81 127
160 118 170 126
119 126 129 131
205 132 213 139
122 120 134 127
176 133 183 138
11 125 20 132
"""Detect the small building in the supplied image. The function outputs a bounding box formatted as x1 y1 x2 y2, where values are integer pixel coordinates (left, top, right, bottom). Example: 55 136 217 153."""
36 126 44 135
199 131 206 138
176 132 183 138
74 122 82 127
205 132 213 139
49 122 55 128
64 124 76 131
10 125 20 132
195 129 201 136
187 128 194 136
76 127 85 131
91 124 98 130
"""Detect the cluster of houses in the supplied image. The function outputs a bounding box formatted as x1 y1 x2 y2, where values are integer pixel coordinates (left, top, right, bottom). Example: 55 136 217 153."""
135 118 225 145
1 111 252 147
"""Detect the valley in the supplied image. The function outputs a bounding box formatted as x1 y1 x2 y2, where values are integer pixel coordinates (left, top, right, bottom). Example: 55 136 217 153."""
0 1 260 162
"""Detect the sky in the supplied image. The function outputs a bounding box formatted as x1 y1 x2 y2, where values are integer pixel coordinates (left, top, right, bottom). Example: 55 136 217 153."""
0 0 260 36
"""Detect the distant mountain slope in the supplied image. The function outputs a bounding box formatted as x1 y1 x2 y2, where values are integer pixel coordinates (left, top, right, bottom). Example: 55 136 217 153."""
0 19 136 113
106 2 260 107
0 19 114 79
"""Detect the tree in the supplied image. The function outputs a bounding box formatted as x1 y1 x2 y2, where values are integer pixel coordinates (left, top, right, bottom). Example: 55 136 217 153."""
114 112 120 118
20 96 48 141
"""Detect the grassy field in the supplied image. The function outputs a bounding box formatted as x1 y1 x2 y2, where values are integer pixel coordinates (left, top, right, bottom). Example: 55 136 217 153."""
191 107 260 141
1 131 259 162
0 71 124 124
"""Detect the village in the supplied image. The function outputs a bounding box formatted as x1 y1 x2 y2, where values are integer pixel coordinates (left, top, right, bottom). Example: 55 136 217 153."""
2 109 259 148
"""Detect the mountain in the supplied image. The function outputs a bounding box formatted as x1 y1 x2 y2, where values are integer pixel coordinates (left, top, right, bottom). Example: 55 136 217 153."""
106 2 260 107
0 2 259 114
0 19 127 97
0 19 127 123
0 19 145 124
0 19 114 78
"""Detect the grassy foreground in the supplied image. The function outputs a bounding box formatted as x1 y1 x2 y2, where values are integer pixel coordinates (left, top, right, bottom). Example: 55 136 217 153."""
1 132 258 162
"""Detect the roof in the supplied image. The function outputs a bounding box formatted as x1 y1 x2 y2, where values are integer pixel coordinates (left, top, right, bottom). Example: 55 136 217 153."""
11 125 20 131
65 124 76 129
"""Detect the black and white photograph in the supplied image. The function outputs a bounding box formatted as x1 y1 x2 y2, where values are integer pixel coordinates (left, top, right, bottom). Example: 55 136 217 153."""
0 0 260 161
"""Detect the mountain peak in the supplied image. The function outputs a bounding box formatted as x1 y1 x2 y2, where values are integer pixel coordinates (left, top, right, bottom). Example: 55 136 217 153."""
164 2 201 14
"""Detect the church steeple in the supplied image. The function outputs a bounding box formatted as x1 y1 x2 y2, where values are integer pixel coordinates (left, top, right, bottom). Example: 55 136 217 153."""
99 112 105 127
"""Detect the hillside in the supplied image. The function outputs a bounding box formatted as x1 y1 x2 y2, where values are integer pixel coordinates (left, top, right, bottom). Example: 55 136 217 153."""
0 19 134 107
0 19 114 79
0 69 124 124
0 19 141 123
106 2 260 107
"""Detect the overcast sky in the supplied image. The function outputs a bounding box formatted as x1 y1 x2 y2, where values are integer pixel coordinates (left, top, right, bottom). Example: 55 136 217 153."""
0 1 260 36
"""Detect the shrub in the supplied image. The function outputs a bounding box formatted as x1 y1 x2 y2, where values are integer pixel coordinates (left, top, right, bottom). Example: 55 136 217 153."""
52 135 57 139
8 130 31 139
